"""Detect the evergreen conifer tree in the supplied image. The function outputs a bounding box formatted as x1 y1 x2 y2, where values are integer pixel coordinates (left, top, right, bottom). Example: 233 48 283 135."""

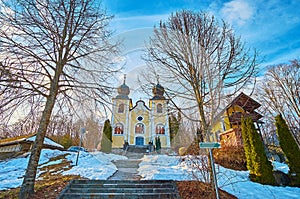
169 112 181 141
60 134 73 149
101 119 112 152
241 117 253 172
155 136 161 153
242 117 275 184
275 114 300 186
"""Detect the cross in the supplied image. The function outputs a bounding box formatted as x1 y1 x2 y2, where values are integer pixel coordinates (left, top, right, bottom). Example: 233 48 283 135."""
123 74 126 84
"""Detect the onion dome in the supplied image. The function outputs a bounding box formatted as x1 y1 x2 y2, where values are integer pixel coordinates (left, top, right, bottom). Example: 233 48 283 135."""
152 82 165 100
116 75 130 99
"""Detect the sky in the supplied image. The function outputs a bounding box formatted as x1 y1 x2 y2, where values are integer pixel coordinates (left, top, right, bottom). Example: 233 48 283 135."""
1 149 300 198
101 0 300 93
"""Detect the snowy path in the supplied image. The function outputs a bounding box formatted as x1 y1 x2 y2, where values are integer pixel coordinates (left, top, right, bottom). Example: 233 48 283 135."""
108 152 143 180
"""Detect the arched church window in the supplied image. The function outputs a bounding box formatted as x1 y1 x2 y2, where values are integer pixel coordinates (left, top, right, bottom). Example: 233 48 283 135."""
157 104 163 113
118 104 124 113
114 123 124 134
156 124 165 134
135 123 144 134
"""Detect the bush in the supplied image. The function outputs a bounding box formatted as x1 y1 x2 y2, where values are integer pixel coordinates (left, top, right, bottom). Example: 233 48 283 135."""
213 146 247 171
183 140 200 155
275 114 300 186
101 119 112 152
49 134 78 149
155 136 161 153
241 117 275 185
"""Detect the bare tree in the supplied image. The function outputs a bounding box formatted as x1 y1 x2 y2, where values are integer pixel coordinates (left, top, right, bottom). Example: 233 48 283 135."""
260 60 299 128
257 60 300 144
83 114 102 151
142 10 258 142
141 11 258 196
0 0 119 198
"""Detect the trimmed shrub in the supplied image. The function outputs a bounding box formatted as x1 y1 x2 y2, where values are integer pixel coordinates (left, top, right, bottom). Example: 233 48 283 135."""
155 136 161 153
241 118 253 172
169 112 181 142
241 117 275 185
101 119 112 152
275 114 300 186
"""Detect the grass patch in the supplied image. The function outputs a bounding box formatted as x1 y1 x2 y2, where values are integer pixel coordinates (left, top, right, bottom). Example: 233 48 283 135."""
177 181 237 199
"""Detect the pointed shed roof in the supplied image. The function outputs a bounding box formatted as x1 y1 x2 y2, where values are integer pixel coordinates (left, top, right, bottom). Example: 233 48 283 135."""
230 92 261 112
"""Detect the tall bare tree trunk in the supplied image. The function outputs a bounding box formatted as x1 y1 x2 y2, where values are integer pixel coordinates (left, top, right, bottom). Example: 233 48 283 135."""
19 73 60 198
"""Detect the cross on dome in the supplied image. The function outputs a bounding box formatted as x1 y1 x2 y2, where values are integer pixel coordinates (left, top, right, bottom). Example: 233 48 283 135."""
123 74 126 84
116 74 130 99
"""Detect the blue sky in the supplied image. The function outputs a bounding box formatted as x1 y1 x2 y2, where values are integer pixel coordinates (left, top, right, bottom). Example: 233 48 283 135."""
102 0 300 98
103 0 300 64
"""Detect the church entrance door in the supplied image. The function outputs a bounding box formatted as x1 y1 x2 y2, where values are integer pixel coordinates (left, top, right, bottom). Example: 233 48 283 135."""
135 137 144 146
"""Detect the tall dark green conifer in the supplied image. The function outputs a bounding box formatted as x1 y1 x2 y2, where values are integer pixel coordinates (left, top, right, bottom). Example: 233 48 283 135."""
101 119 112 152
155 136 161 153
241 117 253 172
242 117 275 184
275 114 300 186
169 112 181 142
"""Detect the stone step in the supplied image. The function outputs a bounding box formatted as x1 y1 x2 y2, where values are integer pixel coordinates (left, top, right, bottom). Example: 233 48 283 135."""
108 171 141 181
70 183 174 189
113 160 141 167
65 187 175 193
70 179 175 184
58 180 180 199
58 192 178 199
127 146 149 153
125 152 145 159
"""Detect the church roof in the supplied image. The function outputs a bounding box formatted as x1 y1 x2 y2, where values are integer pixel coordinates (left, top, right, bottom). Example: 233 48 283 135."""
116 75 130 99
151 83 165 100
130 100 150 111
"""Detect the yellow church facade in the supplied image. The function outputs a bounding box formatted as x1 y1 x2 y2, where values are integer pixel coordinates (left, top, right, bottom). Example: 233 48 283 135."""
111 78 171 148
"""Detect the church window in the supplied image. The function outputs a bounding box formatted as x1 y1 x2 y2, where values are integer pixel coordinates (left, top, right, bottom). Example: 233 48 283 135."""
135 123 144 134
157 104 163 113
118 104 124 113
137 116 143 121
156 124 165 134
114 123 124 134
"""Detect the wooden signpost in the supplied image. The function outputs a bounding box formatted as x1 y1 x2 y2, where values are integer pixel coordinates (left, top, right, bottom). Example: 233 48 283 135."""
199 142 221 199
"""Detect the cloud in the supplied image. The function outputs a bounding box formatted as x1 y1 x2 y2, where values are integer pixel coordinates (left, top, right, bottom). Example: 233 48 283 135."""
221 0 254 26
109 14 168 34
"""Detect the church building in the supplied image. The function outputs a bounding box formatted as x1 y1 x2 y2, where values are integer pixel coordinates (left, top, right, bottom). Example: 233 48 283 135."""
111 76 171 148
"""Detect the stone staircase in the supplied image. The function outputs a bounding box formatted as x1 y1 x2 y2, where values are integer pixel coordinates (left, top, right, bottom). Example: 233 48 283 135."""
108 158 142 180
57 179 180 199
108 151 144 180
126 145 150 153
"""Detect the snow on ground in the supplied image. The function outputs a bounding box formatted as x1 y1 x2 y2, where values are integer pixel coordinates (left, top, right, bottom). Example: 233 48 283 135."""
1 150 300 199
63 151 127 180
138 154 300 199
139 155 184 180
26 136 64 148
0 149 126 190
138 155 202 180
